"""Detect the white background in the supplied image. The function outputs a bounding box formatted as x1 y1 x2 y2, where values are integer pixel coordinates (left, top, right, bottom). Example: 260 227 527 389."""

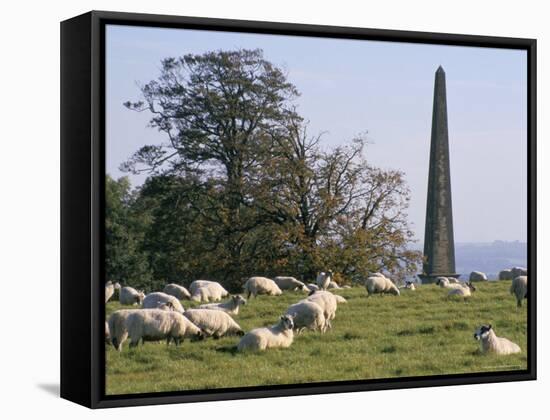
0 0 546 418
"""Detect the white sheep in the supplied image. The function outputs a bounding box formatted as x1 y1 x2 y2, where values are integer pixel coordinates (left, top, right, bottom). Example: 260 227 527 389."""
243 277 282 298
307 283 320 292
285 301 327 333
333 294 348 304
399 281 416 291
189 280 229 302
342 285 352 289
365 276 400 297
108 309 141 351
447 282 476 299
126 309 204 348
469 271 488 282
105 281 121 303
237 315 295 352
163 283 191 300
304 290 339 330
327 281 341 289
498 269 514 280
474 325 521 355
316 271 333 290
142 292 185 313
273 276 309 292
183 309 244 338
199 295 247 315
510 275 528 307
511 267 527 278
119 286 145 305
436 277 450 287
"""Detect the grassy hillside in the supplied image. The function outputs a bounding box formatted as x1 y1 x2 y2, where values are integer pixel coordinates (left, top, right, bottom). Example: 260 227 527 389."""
105 281 527 395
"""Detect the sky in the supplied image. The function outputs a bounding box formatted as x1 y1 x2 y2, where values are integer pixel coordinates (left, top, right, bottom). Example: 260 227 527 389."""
106 24 527 244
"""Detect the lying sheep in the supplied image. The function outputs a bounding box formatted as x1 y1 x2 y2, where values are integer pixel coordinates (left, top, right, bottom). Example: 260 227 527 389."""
327 281 341 289
199 295 247 315
400 281 416 291
119 286 145 306
365 276 400 297
105 281 121 303
511 267 527 278
474 324 521 355
189 280 229 302
436 277 450 288
498 269 514 281
243 277 282 299
238 315 295 352
510 276 528 307
469 271 488 282
448 282 476 299
307 283 320 292
316 271 333 290
108 309 141 351
273 276 309 292
184 309 244 338
304 290 339 330
342 285 352 289
126 309 203 348
286 301 326 333
142 292 185 313
163 283 191 300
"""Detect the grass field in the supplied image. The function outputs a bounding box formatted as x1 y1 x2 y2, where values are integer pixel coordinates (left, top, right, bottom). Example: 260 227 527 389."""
105 281 527 395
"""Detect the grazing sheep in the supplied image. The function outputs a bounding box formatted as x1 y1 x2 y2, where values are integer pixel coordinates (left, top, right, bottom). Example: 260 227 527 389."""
469 271 488 282
108 309 141 351
304 290 339 330
474 325 521 355
189 280 229 302
243 277 282 299
307 283 320 292
105 281 121 303
199 295 247 315
142 292 185 313
273 276 309 292
510 276 528 307
163 283 191 300
285 301 327 333
119 286 145 306
126 309 203 348
316 271 333 290
184 309 244 338
327 281 341 289
498 269 514 281
448 282 476 299
365 276 400 297
511 267 527 278
237 315 295 352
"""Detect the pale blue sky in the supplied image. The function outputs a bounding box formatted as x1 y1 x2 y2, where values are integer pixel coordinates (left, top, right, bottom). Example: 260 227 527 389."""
106 24 527 243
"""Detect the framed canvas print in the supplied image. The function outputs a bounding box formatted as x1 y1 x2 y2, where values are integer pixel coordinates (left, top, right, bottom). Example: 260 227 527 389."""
60 10 536 408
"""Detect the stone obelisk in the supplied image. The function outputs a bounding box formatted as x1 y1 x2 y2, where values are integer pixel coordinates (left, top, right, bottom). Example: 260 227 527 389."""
419 66 458 283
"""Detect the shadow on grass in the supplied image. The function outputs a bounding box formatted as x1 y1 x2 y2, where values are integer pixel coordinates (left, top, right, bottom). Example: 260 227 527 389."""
215 345 239 356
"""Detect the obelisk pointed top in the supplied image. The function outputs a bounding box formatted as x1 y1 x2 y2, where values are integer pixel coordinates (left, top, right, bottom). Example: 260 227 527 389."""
436 65 445 73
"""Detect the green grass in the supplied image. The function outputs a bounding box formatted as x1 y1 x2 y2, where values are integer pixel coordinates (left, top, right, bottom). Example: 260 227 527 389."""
105 281 527 395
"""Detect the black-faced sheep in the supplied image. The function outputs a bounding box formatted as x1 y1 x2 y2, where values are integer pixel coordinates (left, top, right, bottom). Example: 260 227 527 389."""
243 277 282 298
163 283 191 300
189 280 229 302
273 276 309 292
199 295 247 315
474 324 520 355
126 309 204 347
142 292 185 313
183 309 244 339
237 315 295 352
510 275 528 307
365 276 400 297
119 286 145 305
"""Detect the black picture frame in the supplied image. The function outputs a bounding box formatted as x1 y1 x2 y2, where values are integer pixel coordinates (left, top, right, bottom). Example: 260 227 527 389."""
60 10 537 409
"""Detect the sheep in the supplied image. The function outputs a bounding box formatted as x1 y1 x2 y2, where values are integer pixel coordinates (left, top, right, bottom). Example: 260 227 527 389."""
448 282 476 299
469 271 488 282
333 294 348 304
126 309 204 348
436 277 450 287
498 269 514 281
400 280 416 291
327 281 341 289
285 301 326 333
105 321 110 344
316 270 333 290
474 324 521 355
273 276 309 292
163 283 191 300
105 281 121 303
108 309 141 351
237 314 295 352
511 267 527 278
189 280 229 302
243 277 282 299
307 283 320 292
365 276 400 297
142 292 185 313
119 286 145 305
510 275 528 307
199 295 247 315
184 309 244 339
342 285 352 289
304 290 339 330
